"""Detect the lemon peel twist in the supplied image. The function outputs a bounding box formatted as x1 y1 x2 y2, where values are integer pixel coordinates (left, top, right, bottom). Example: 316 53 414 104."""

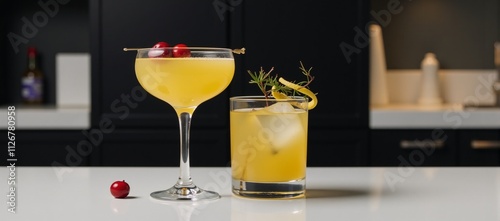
271 77 318 110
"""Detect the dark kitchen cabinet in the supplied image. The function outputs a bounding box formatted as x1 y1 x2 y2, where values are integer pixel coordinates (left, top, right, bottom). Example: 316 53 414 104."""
89 0 233 165
370 129 500 166
231 0 370 166
89 0 371 129
230 0 369 129
370 129 458 166
457 130 500 166
92 129 229 166
91 0 230 129
0 130 90 166
89 0 370 166
308 130 369 166
2 0 370 167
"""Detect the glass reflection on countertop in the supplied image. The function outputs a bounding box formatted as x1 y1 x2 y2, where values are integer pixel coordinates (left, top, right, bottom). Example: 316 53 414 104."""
231 197 305 221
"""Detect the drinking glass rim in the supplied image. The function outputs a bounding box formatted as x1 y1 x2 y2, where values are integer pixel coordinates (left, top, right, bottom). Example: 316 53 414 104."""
230 96 308 102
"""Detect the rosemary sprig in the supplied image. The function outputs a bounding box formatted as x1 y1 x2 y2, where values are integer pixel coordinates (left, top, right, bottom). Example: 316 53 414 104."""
298 61 314 88
247 61 315 98
247 67 273 99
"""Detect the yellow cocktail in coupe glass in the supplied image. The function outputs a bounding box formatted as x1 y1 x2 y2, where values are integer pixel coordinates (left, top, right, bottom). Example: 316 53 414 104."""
135 57 234 113
127 47 235 201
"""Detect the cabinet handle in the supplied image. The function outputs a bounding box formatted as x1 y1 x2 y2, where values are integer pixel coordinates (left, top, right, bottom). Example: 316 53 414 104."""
471 140 500 149
400 139 445 149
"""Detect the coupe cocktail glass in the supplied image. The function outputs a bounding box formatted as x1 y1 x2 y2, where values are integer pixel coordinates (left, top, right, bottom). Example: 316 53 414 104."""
129 47 234 201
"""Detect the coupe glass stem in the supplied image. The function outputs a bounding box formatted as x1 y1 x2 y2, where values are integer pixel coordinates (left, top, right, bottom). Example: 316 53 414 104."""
177 112 193 187
150 108 220 200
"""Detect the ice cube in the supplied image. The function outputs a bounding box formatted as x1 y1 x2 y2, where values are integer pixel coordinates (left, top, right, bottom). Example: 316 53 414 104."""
269 118 303 151
263 102 296 113
254 104 305 152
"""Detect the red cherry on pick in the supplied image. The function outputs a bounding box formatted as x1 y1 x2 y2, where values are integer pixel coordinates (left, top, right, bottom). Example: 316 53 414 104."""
172 44 191 57
110 180 130 198
148 41 171 58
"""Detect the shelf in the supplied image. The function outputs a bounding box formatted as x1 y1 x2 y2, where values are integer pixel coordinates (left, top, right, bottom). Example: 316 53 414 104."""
370 104 500 129
2 105 90 130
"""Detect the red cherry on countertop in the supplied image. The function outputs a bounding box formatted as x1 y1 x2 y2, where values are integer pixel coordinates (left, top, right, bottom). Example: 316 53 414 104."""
148 41 171 58
110 180 130 198
172 44 191 57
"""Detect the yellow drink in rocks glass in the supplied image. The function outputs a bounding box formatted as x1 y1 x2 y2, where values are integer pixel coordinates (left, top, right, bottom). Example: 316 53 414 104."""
127 46 235 201
230 96 309 198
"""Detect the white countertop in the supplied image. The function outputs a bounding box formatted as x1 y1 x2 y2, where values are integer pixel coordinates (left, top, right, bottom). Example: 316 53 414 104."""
1 166 499 220
370 104 500 129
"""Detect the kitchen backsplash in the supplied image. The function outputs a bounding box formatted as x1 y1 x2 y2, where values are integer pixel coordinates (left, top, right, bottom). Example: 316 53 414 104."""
371 0 499 69
385 69 497 105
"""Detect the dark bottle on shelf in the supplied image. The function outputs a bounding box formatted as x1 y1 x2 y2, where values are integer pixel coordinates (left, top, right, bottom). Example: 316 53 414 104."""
21 47 44 105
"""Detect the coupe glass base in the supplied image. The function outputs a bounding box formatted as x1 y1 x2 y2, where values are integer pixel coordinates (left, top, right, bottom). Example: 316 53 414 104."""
150 184 221 201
